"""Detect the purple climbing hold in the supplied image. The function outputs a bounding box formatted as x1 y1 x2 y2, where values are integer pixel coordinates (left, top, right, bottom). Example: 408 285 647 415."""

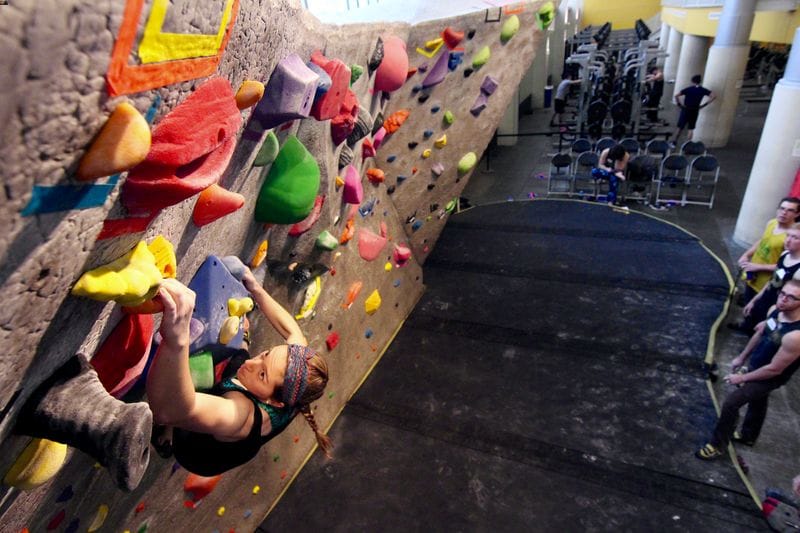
421 49 451 89
417 62 429 72
56 485 74 503
480 75 499 96
252 54 320 131
307 61 332 97
431 163 444 176
470 93 488 116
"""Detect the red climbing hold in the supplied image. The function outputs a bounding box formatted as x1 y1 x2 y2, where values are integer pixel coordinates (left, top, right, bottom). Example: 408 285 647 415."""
330 90 359 145
325 332 340 351
192 184 245 227
362 138 376 159
442 27 465 49
184 473 223 502
92 314 154 399
310 51 351 121
288 195 325 236
46 510 66 531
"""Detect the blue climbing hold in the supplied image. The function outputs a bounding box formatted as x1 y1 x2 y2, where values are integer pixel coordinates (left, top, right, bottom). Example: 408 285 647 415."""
387 155 396 163
365 328 373 338
423 130 433 139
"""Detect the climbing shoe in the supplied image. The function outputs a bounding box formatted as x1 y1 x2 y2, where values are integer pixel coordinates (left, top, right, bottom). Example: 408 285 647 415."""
732 431 756 447
695 443 723 460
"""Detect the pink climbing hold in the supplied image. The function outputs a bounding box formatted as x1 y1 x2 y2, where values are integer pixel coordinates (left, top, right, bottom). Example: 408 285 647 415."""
374 36 410 93
331 90 359 145
343 165 363 204
358 222 388 261
91 313 154 399
421 49 451 89
252 53 320 130
431 163 445 176
310 51 351 121
393 243 412 266
372 127 387 150
362 137 376 160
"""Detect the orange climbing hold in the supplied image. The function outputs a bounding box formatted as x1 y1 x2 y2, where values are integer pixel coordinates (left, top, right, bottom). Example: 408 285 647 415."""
184 473 223 502
339 218 355 244
250 240 268 268
235 80 265 110
341 281 363 309
383 109 410 133
366 168 385 184
77 102 151 181
192 184 245 227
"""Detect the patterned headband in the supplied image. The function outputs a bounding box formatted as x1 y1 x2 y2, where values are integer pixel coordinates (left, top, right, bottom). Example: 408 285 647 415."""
282 344 315 407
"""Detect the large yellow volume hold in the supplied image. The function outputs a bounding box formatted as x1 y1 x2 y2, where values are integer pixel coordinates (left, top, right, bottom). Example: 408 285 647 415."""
147 235 177 279
364 289 382 315
3 438 67 490
77 102 152 181
228 297 254 318
71 241 163 306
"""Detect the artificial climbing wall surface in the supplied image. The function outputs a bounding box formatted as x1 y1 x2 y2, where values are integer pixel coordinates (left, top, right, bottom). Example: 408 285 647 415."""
0 0 545 530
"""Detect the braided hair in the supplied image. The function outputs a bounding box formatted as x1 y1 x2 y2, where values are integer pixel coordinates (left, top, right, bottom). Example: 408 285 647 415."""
297 352 333 458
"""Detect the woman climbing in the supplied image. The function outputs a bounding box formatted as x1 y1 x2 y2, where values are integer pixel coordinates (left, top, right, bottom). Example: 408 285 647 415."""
593 143 630 205
146 268 331 476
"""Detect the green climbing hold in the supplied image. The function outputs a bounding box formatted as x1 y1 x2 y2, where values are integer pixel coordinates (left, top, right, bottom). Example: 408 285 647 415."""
445 198 457 212
316 230 339 250
350 64 364 85
501 15 520 43
443 110 455 125
457 152 477 176
536 1 555 30
472 46 490 69
255 135 320 224
253 131 279 167
189 351 214 391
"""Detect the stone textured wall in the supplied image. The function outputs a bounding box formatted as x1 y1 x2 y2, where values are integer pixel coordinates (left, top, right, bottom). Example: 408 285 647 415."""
0 0 545 530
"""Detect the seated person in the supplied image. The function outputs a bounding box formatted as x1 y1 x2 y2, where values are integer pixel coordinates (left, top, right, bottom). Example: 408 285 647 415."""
146 269 331 476
593 144 629 205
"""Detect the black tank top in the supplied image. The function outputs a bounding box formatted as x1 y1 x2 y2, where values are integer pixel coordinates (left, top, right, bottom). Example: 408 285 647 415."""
767 251 800 291
750 309 800 387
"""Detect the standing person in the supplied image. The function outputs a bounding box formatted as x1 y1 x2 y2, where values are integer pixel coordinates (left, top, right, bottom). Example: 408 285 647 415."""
673 75 716 145
696 279 800 459
735 228 800 334
146 271 331 476
735 197 800 307
550 73 581 127
593 143 630 205
644 66 664 123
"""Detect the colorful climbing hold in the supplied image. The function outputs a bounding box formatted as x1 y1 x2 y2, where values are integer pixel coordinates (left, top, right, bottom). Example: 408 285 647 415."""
457 152 478 175
315 231 339 251
422 149 432 159
288 195 325 236
393 243 411 267
310 51 351 121
471 93 488 116
87 504 109 533
536 1 556 30
384 262 393 272
500 15 520 43
77 102 151 181
46 510 66 531
235 80 265 110
3 438 67 490
481 75 499 95
447 51 464 71
421 48 451 88
255 135 321 224
366 168 385 184
364 290 382 315
374 36 410 93
339 217 355 244
296 276 323 320
228 297 254 318
184 473 222 502
443 110 455 125
193 184 245 227
472 46 490 68
325 332 340 351
434 135 447 148
358 223 388 261
250 240 269 268
253 131 279 167
362 137 376 159
350 64 364 85
383 109 410 133
442 27 465 49
217 507 226 517
92 313 154 398
431 163 445 176
331 90 359 145
372 127 387 150
252 54 319 130
343 165 363 205
341 281 363 309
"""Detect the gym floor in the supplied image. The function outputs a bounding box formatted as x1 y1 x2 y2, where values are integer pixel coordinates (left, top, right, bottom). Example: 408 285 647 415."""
260 88 796 530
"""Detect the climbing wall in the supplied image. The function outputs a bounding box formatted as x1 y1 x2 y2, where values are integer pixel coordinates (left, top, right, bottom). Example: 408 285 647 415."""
0 0 549 530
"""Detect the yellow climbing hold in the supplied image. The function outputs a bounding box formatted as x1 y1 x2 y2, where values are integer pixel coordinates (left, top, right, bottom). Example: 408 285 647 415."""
472 46 491 68
71 241 163 306
424 37 444 49
3 438 67 490
147 235 177 279
228 297 254 318
457 152 478 176
501 15 520 43
217 506 226 517
384 262 392 272
434 134 447 148
87 504 109 533
364 289 381 315
335 175 345 188
296 276 322 320
252 485 261 495
422 149 432 159
77 102 151 181
235 80 265 110
219 316 241 344
250 240 268 268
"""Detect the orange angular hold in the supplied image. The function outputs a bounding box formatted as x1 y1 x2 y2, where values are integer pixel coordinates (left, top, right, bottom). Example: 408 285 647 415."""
406 67 418 79
442 27 465 49
235 80 265 110
192 184 245 227
77 102 151 181
366 168 385 184
184 473 223 502
339 218 355 244
341 281 363 309
383 109 410 134
250 240 268 268
362 137 376 159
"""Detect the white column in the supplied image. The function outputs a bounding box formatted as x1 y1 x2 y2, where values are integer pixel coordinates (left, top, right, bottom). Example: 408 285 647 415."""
548 9 566 85
734 27 800 245
663 26 683 82
693 0 756 147
660 22 670 51
529 37 548 108
497 89 519 146
673 34 710 96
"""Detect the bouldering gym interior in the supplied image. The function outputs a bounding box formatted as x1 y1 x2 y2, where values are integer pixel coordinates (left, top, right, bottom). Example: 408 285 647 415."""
2 0 800 530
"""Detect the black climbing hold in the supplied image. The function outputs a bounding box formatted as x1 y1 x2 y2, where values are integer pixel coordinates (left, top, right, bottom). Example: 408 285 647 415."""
418 94 430 103
408 142 418 149
463 68 474 78
467 29 476 39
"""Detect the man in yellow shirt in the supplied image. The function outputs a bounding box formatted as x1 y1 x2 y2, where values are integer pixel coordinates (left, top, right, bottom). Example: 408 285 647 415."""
736 197 800 307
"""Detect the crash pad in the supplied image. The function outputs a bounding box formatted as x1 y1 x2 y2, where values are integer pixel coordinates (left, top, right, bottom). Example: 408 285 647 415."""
254 135 321 224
